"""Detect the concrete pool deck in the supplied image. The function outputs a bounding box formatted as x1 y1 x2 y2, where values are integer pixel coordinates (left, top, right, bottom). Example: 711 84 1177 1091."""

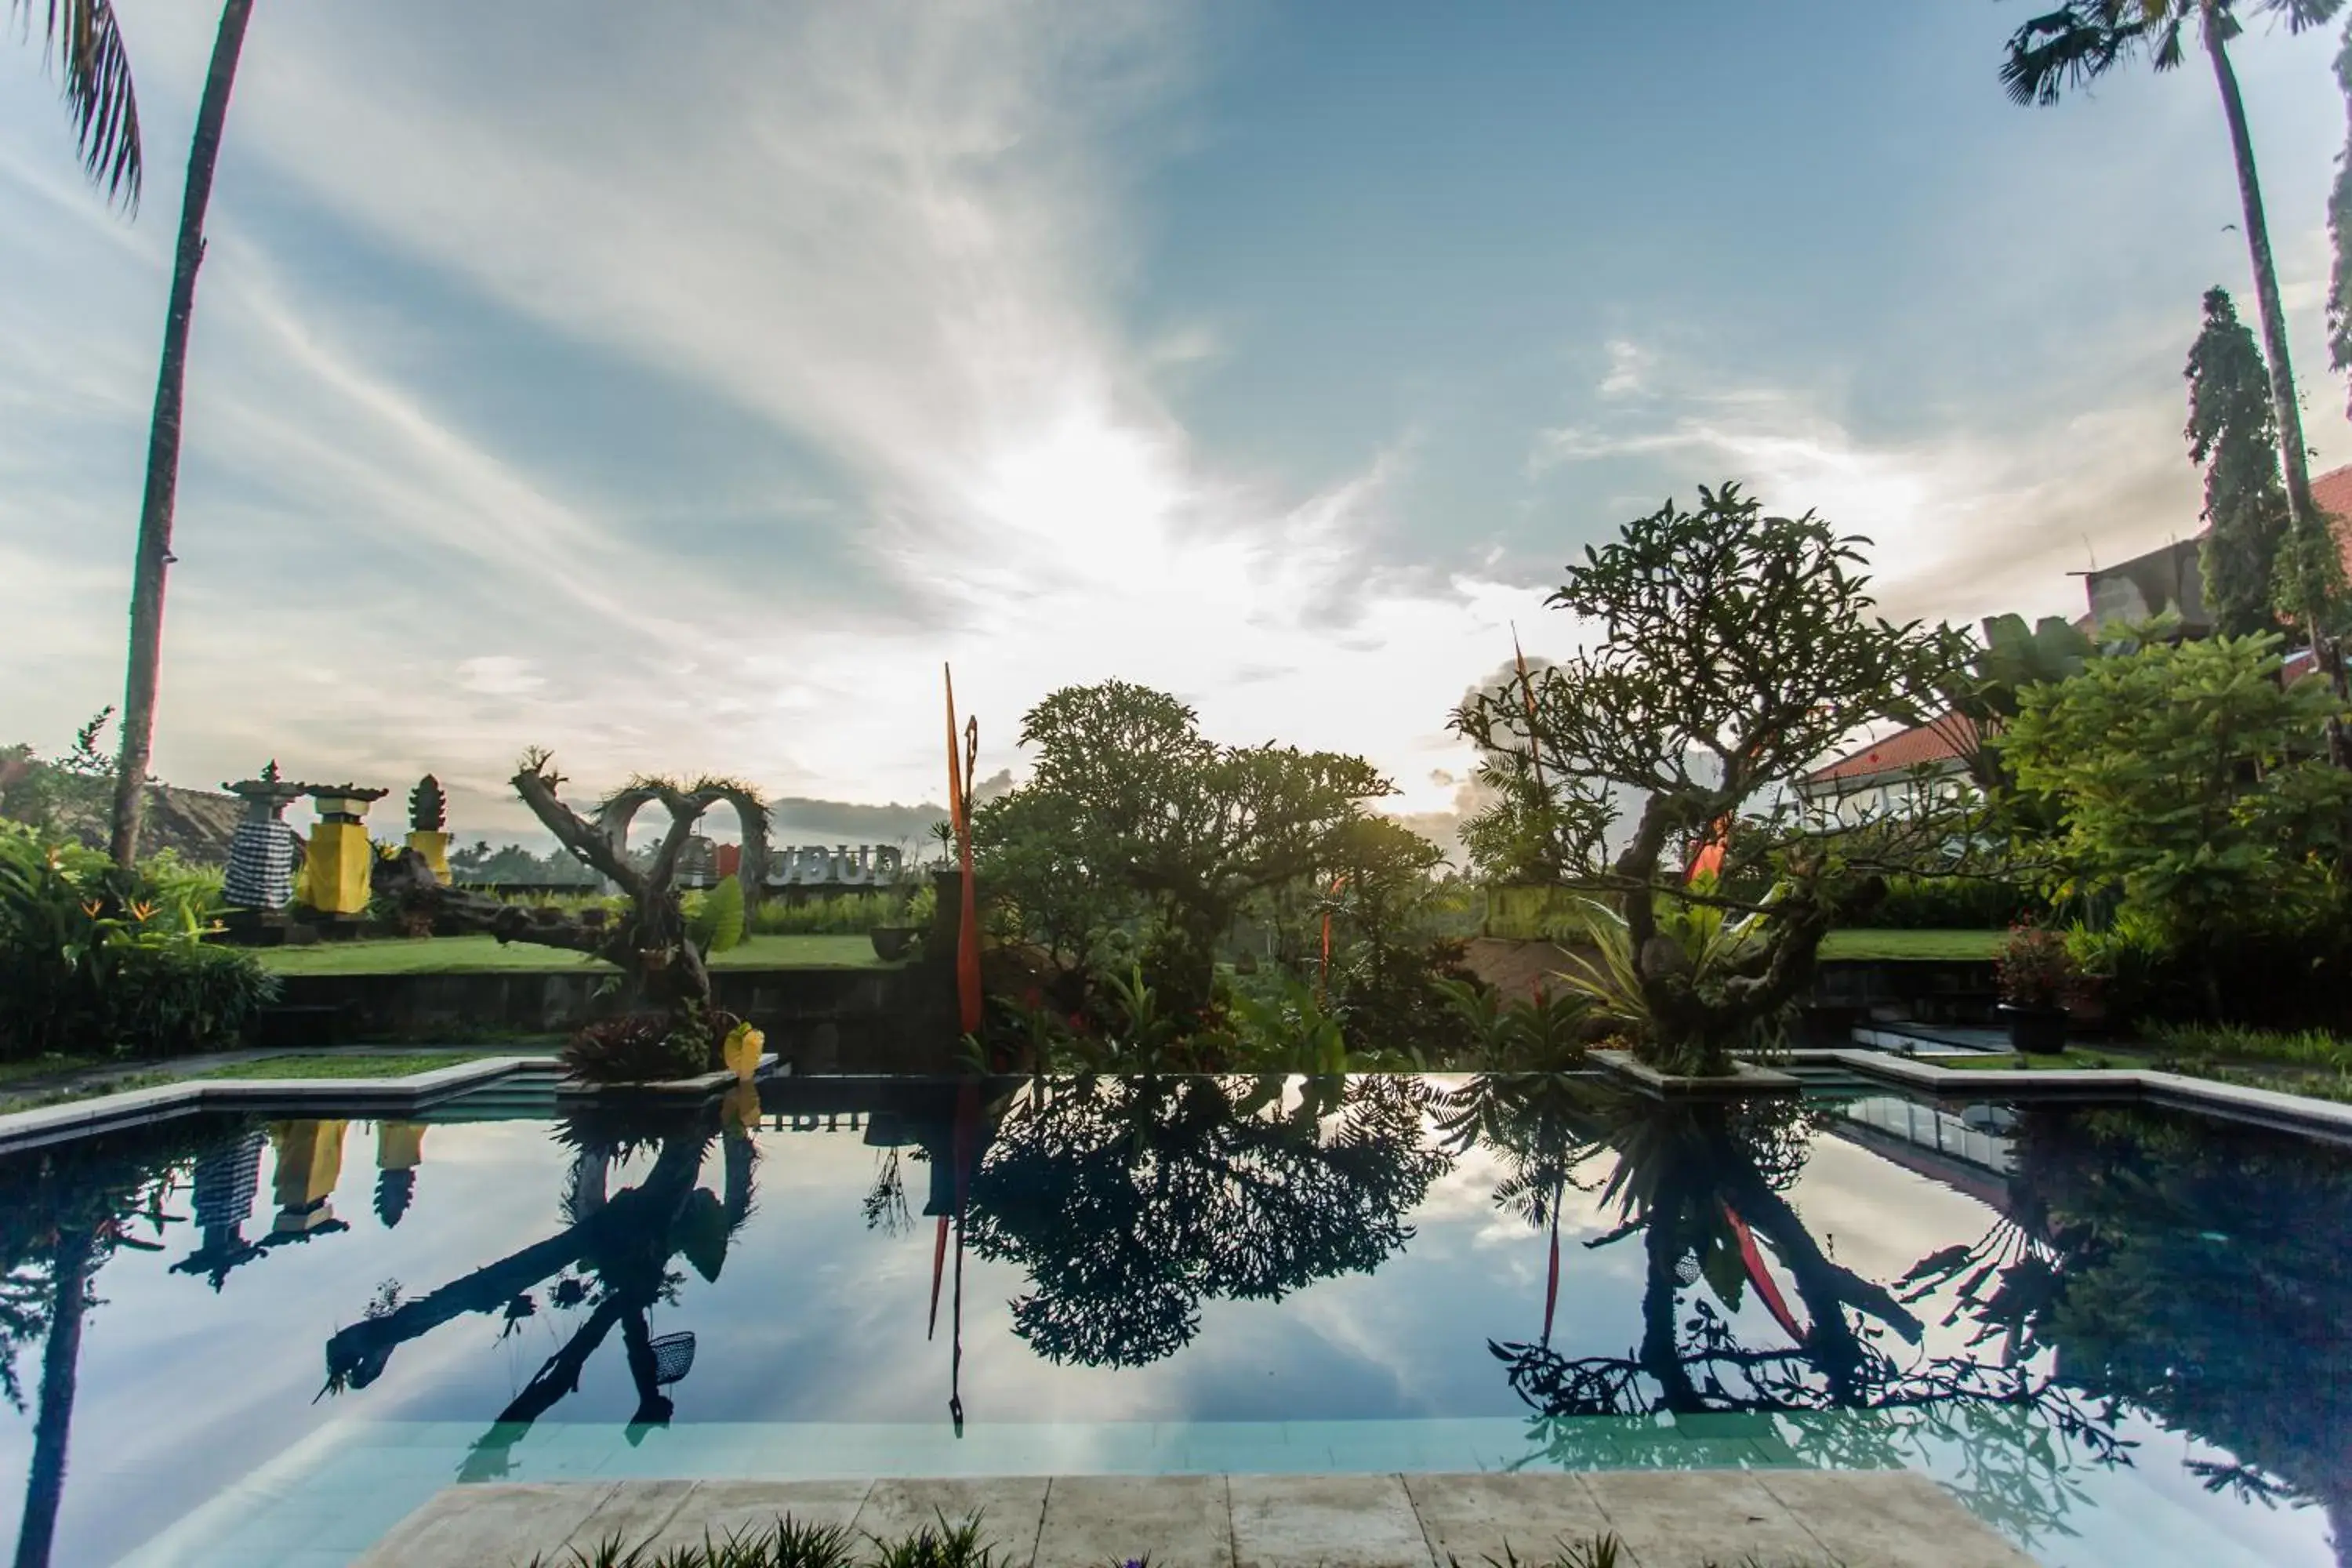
355 1472 2038 1568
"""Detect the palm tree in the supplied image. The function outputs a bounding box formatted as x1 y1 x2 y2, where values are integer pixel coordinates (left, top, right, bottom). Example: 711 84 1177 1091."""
2001 1 2347 683
107 0 254 866
9 0 143 207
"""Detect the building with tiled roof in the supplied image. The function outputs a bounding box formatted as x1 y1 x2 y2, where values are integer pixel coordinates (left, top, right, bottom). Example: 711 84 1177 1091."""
1797 715 1981 823
1796 465 2352 819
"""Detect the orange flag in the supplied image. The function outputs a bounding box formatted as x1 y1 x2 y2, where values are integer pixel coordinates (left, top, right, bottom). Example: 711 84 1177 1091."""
945 666 984 1036
1688 815 1730 882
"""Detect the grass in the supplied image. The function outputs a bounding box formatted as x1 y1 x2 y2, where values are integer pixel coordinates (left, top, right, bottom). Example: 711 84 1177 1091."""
0 1052 104 1088
252 932 888 976
1817 928 2002 962
0 1047 524 1116
0 1069 179 1113
1928 1029 2352 1104
194 1051 483 1080
1936 1045 2150 1072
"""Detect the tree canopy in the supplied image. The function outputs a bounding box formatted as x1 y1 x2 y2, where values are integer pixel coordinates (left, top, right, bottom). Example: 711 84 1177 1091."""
2185 287 2293 638
1453 485 1973 1069
976 681 1399 1014
2001 631 2352 997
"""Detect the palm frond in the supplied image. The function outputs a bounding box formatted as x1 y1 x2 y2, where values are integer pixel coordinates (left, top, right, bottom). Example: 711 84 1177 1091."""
13 0 142 208
2000 3 2144 105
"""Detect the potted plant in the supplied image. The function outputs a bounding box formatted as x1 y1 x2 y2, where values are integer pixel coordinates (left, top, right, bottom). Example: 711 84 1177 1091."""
1994 923 2075 1055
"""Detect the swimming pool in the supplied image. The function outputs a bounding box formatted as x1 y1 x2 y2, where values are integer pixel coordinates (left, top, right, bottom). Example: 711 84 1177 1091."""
0 1073 2343 1567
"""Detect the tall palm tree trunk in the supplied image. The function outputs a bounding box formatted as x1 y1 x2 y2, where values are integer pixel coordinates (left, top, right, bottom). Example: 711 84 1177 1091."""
13 1229 93 1568
107 0 254 866
2201 6 2351 736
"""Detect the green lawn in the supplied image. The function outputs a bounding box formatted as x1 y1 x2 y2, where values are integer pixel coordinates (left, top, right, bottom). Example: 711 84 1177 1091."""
1937 1045 2149 1072
252 932 887 976
195 1051 485 1080
1817 928 2002 962
0 1052 105 1089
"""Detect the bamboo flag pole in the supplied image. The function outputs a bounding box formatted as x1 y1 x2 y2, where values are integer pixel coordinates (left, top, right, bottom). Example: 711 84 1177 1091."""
944 666 983 1036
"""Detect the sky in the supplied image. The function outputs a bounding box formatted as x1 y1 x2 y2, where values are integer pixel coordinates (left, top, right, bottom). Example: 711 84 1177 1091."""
4 1 2350 846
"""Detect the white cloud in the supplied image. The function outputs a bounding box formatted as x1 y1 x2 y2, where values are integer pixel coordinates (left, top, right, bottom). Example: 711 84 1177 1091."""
1522 340 2318 636
0 0 1548 835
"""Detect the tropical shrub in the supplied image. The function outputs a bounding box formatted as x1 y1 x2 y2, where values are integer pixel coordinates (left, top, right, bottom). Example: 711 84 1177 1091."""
1433 978 1593 1070
0 822 276 1059
98 941 279 1058
1555 884 1782 1073
2003 630 2352 1019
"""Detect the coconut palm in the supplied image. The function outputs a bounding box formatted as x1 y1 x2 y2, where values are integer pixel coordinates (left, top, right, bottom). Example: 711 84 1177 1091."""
107 0 255 865
9 0 143 207
2000 1 2347 673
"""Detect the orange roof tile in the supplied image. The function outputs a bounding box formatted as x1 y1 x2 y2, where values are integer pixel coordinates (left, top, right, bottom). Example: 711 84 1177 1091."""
1802 715 1979 786
2318 463 2352 575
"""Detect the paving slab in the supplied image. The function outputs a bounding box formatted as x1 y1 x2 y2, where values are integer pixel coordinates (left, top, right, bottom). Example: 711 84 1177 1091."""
641 1478 875 1555
353 1480 619 1568
854 1476 1053 1566
1755 1471 2038 1568
1403 1472 1616 1566
561 1478 699 1556
1581 1469 1826 1568
1229 1472 1435 1568
1036 1475 1233 1568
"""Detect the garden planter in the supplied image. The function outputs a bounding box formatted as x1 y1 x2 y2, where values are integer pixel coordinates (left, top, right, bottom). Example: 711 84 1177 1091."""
1998 1003 2068 1055
869 925 918 960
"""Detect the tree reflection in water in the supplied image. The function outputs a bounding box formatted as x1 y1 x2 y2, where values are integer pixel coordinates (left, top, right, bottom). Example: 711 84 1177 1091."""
0 1121 216 1568
950 1074 1451 1368
1444 1075 2131 1557
1927 1105 2352 1566
318 1088 760 1483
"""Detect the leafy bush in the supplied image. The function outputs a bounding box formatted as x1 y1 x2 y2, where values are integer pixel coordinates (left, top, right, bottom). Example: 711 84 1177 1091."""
0 822 276 1060
746 890 914 936
1865 874 2045 930
100 941 280 1057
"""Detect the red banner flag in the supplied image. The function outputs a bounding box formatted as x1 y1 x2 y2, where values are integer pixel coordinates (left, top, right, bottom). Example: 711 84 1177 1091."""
1723 1202 1805 1343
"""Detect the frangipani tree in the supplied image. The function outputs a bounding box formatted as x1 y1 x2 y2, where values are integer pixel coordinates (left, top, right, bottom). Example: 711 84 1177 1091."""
1454 485 1976 1072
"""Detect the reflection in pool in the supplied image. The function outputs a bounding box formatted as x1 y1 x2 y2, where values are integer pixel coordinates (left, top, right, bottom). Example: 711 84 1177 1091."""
0 1073 2344 1567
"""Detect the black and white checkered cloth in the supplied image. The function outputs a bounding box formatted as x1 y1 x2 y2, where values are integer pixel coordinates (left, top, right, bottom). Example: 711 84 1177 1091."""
224 821 300 909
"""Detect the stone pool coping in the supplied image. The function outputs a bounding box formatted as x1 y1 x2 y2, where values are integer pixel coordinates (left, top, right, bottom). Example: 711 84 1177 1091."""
1788 1047 2352 1142
7 1047 2350 1158
0 1053 560 1154
356 1471 2037 1568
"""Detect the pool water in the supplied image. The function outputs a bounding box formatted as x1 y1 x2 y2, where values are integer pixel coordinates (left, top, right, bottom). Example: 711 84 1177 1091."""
0 1073 2345 1567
